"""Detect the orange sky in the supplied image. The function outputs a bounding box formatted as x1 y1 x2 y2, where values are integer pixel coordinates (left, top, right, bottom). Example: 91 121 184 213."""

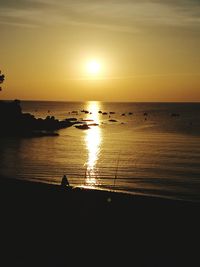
0 0 200 102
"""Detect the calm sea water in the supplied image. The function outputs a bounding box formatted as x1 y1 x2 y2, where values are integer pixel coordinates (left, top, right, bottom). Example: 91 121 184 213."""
0 101 200 202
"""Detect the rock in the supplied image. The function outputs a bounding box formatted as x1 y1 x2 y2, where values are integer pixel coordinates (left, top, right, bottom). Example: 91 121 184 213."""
0 100 74 137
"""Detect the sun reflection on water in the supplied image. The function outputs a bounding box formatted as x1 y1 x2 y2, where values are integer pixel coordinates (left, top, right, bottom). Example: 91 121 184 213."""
84 101 102 186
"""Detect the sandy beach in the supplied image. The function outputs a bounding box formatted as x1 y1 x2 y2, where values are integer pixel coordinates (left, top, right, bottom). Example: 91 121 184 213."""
0 176 199 267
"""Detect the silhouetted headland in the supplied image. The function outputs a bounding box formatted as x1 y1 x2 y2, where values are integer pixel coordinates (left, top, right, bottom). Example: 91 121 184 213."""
0 99 75 137
0 176 199 266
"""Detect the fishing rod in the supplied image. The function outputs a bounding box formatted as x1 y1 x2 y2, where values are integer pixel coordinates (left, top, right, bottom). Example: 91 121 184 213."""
114 151 121 187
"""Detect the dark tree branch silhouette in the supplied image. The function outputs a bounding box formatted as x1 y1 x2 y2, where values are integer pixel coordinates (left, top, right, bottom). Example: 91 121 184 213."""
0 70 5 91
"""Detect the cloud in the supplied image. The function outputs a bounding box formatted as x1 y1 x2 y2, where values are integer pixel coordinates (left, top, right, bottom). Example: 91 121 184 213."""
0 0 200 32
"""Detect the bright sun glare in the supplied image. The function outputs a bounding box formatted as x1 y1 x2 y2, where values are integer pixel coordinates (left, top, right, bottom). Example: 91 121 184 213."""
86 60 101 75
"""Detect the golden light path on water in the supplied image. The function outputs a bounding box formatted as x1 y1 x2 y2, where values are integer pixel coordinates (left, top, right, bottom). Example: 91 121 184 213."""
84 101 102 186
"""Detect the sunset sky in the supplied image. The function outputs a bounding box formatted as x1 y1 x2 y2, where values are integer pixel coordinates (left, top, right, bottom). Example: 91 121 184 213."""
0 0 200 102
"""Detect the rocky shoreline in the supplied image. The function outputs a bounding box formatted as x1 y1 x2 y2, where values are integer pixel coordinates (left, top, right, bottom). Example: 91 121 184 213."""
0 99 75 137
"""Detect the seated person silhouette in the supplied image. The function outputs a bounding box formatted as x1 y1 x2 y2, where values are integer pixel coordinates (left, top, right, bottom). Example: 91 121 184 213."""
61 175 70 187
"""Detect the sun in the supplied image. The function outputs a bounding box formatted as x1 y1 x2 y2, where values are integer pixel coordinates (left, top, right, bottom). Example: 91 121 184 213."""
86 60 101 75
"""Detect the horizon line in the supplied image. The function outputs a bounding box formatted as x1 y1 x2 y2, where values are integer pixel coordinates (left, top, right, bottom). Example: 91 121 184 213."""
1 99 200 104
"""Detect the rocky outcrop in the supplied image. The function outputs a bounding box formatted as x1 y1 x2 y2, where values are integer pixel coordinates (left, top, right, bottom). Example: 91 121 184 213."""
0 100 74 137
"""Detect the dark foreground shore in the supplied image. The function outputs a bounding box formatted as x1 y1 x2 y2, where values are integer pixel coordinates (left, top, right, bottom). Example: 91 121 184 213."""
0 177 200 267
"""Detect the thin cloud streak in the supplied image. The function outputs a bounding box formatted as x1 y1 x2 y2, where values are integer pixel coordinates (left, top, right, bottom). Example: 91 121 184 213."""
0 0 200 31
66 72 200 81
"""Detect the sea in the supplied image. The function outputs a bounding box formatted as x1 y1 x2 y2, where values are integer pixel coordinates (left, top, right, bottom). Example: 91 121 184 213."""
0 101 200 202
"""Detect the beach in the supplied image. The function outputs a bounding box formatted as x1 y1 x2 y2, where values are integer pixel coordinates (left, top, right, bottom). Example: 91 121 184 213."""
0 177 199 266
